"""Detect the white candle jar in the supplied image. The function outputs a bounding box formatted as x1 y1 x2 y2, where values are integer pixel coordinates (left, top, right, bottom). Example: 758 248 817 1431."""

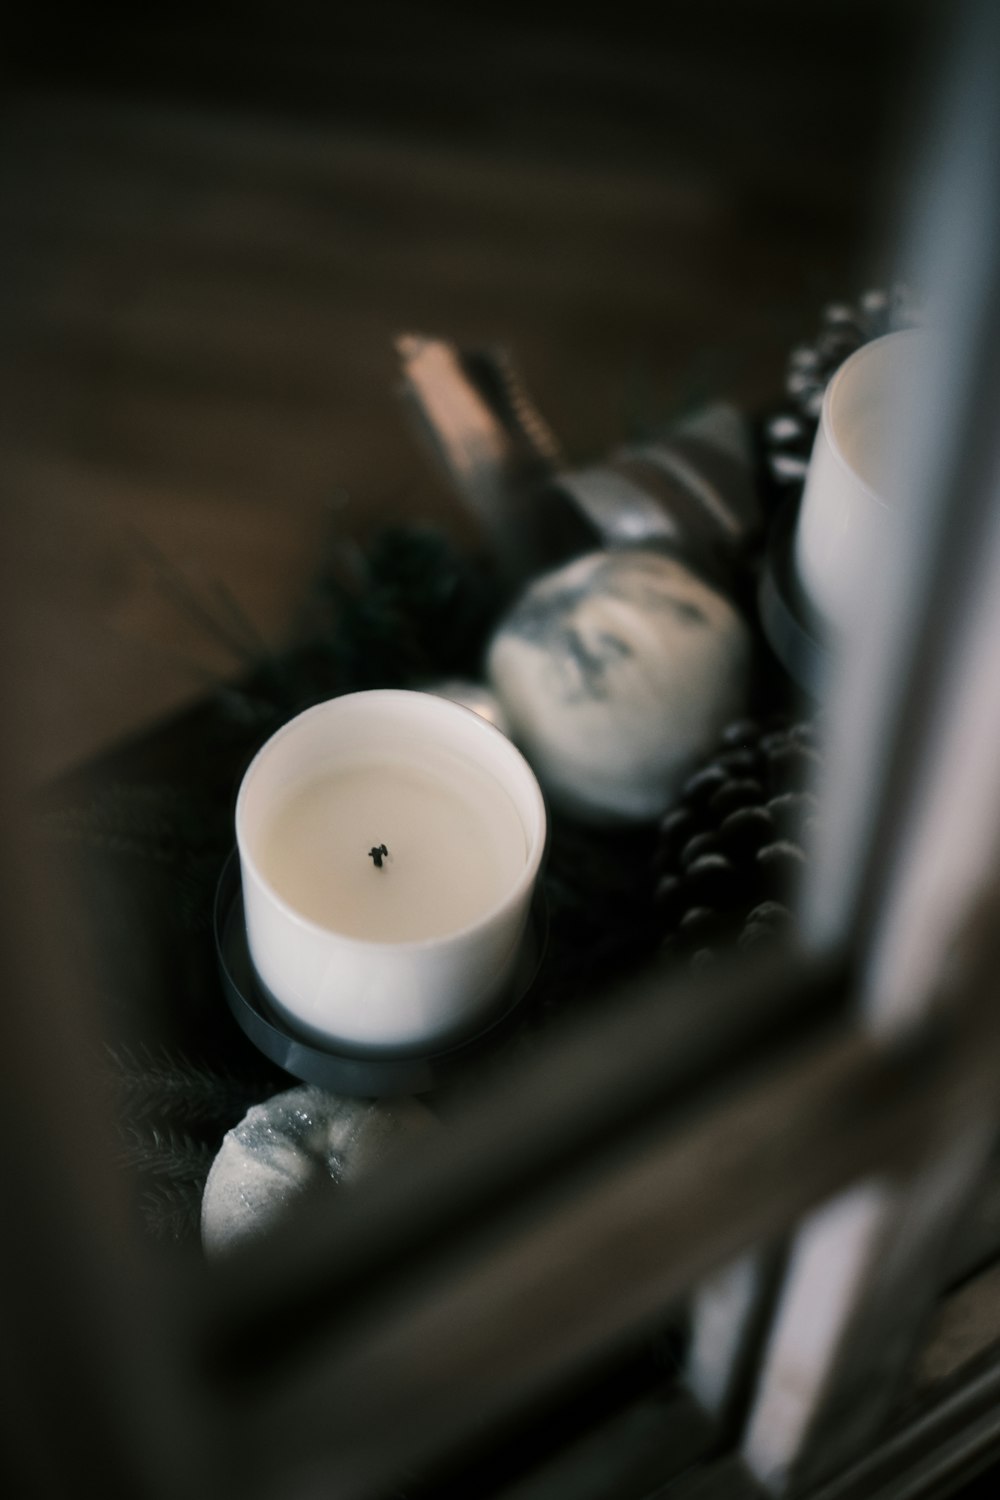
236 690 547 1053
794 329 924 633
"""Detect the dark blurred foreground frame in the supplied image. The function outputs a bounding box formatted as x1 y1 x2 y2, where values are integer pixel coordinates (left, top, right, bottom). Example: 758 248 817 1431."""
6 3 1000 1497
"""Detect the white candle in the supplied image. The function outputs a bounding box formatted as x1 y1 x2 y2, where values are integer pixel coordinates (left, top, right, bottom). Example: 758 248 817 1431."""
794 329 925 633
256 761 528 943
236 690 547 1053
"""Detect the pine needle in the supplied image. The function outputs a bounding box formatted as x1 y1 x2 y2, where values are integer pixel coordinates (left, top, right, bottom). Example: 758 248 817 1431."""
139 1180 204 1245
117 1122 215 1187
106 1042 276 1131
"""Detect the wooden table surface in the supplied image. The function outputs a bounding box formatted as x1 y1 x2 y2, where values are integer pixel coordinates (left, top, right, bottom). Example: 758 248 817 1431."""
1 1 918 781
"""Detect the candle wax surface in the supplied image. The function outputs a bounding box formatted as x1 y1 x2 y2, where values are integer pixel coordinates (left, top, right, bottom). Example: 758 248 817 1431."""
256 758 529 943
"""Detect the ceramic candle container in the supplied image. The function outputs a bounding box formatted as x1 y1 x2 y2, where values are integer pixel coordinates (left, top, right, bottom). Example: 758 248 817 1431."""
235 690 546 1053
794 329 924 632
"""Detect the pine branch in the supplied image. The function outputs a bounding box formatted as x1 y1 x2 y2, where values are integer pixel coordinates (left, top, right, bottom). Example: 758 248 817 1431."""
139 1180 204 1246
129 527 264 670
208 577 271 661
117 1122 216 1188
105 1043 277 1131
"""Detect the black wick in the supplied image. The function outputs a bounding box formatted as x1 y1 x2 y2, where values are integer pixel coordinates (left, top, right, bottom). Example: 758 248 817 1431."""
368 843 389 869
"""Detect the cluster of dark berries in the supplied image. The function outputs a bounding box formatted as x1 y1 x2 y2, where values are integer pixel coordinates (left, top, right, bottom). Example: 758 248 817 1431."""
761 287 921 500
652 715 822 969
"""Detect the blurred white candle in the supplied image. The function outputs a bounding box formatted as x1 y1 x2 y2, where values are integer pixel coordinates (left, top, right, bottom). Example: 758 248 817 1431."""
236 690 546 1053
795 329 926 632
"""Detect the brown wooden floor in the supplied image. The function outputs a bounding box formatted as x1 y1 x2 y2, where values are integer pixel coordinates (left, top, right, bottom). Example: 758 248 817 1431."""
1 1 921 780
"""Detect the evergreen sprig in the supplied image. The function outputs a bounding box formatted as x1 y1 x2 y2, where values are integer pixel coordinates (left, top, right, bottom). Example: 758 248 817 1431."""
117 1123 218 1244
106 1048 283 1246
106 1043 278 1132
301 526 502 694
117 1122 216 1187
138 1180 205 1246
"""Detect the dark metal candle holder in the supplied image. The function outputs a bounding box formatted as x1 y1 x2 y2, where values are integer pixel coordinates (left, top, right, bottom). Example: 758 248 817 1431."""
213 851 548 1097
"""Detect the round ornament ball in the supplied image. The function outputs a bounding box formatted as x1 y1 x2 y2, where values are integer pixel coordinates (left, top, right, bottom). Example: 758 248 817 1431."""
486 548 751 825
201 1085 439 1257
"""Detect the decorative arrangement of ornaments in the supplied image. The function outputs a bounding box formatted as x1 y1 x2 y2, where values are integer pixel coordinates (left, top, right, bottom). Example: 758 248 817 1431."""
192 337 774 1245
90 300 899 1249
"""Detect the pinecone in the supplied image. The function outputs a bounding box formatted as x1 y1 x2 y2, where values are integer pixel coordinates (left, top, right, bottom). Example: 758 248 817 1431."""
760 287 922 499
652 714 822 969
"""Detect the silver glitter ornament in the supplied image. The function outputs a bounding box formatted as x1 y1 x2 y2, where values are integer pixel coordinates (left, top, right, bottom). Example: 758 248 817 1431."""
201 1085 438 1256
487 549 751 826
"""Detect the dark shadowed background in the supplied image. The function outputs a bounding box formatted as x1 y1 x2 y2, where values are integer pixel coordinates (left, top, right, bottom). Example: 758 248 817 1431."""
2 0 920 781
